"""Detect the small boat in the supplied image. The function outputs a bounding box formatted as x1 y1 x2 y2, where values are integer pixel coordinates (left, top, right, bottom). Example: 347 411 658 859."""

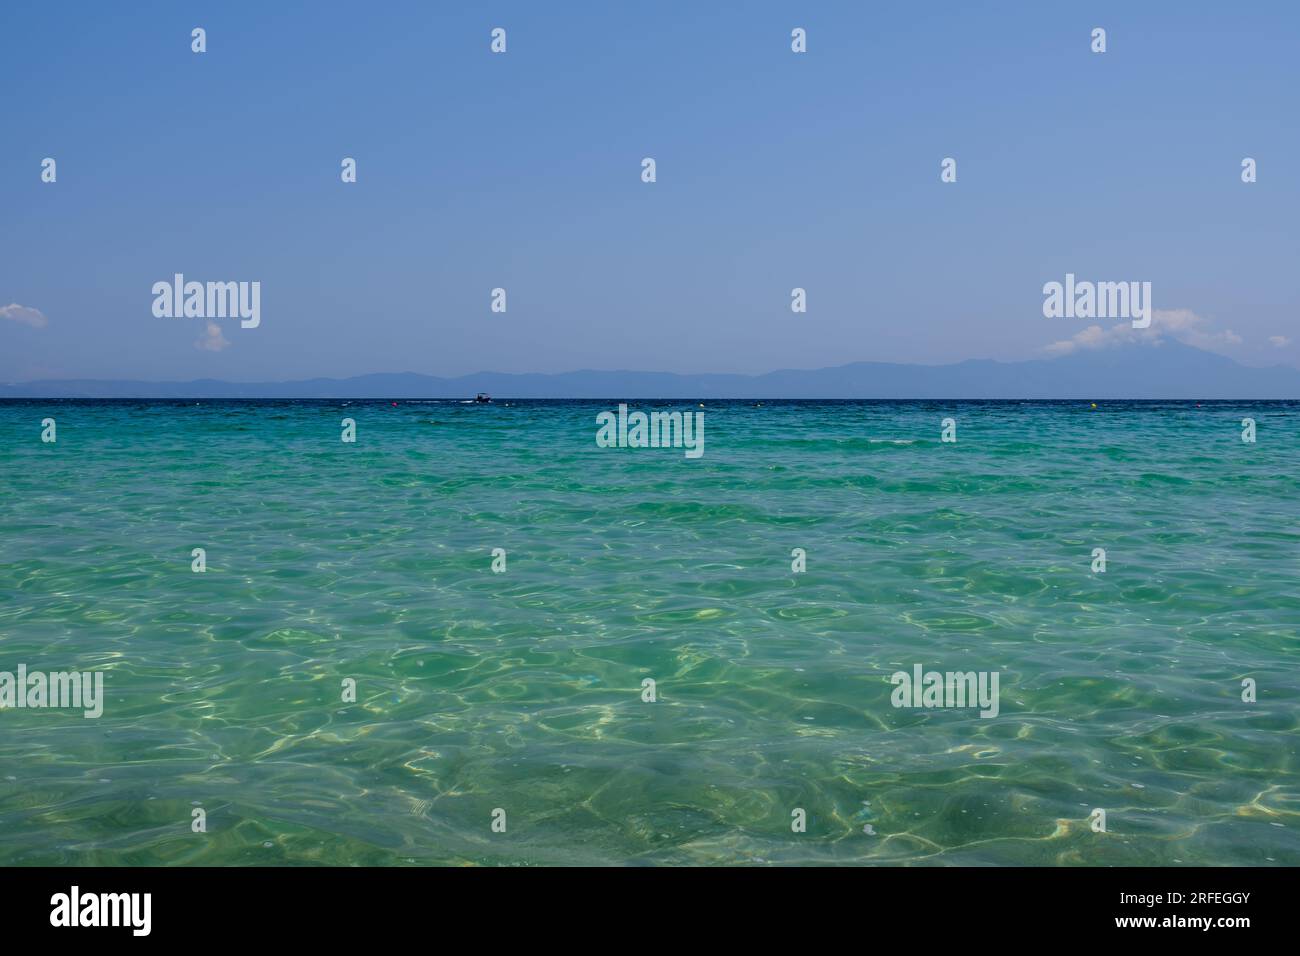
474 393 492 403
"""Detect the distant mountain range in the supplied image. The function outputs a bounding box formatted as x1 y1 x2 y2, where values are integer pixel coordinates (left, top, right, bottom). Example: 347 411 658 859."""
4 341 1299 399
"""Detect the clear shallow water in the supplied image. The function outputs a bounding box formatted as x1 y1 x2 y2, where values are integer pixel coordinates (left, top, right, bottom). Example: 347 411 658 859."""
0 399 1296 866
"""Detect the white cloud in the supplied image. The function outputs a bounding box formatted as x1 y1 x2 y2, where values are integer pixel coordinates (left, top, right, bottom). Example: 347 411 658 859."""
1045 309 1242 356
1268 335 1292 348
0 303 48 328
195 321 231 352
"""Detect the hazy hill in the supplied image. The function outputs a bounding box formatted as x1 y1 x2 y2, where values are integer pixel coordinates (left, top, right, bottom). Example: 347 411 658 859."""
4 341 1298 399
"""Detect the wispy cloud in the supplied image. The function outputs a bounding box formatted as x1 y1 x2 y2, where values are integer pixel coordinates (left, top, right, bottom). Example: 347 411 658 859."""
1045 309 1242 357
1269 335 1292 348
195 321 231 352
0 303 48 328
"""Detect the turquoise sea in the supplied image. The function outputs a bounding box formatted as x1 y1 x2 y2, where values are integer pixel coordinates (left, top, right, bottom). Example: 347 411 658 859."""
0 399 1296 866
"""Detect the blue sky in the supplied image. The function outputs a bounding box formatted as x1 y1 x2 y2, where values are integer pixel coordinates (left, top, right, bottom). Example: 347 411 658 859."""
2 1 1297 381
